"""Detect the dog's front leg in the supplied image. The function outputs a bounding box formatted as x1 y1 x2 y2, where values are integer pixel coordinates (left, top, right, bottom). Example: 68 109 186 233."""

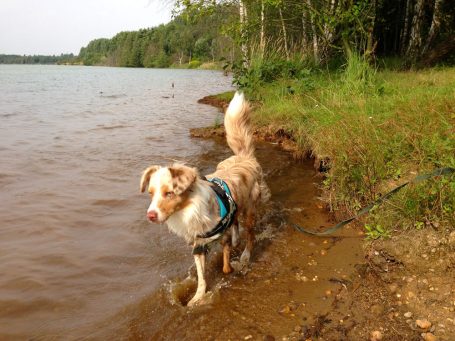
187 253 206 307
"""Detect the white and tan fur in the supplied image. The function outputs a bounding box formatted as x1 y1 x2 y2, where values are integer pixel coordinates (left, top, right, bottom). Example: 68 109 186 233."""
140 92 269 306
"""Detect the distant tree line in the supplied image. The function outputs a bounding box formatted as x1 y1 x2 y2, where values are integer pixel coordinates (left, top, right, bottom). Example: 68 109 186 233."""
0 54 75 65
78 5 238 67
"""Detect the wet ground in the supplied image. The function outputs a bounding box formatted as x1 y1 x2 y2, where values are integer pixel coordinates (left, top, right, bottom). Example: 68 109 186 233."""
117 140 369 340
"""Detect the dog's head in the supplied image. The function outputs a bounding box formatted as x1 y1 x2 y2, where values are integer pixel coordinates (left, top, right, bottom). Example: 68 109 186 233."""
140 164 198 223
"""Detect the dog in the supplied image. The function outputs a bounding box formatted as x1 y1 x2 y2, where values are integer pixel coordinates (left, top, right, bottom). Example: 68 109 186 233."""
140 92 270 306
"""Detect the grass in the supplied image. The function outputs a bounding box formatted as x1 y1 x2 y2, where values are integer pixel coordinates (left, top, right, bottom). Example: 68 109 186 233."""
244 57 455 235
213 90 235 102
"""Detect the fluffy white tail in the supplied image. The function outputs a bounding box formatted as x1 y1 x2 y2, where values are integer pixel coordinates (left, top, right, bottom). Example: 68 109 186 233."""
224 92 254 158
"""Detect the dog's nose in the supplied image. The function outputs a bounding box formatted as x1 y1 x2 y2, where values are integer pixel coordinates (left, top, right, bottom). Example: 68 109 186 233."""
147 210 158 222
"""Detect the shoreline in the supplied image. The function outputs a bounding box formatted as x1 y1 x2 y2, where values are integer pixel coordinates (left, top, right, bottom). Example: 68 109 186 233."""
193 93 455 340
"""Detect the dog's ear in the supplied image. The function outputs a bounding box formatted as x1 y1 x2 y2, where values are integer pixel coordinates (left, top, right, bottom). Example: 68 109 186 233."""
140 166 160 193
168 164 198 195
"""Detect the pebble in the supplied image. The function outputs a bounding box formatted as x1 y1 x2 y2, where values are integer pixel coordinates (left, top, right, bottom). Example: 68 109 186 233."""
320 249 327 256
421 332 437 341
416 319 432 329
370 305 383 315
245 335 253 340
325 290 332 296
279 305 291 314
370 330 383 341
389 283 398 293
404 311 413 318
294 326 301 332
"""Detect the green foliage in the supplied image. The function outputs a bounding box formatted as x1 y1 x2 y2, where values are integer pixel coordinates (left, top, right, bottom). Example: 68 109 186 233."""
229 55 313 90
341 54 378 94
365 223 391 240
78 5 235 68
188 60 202 68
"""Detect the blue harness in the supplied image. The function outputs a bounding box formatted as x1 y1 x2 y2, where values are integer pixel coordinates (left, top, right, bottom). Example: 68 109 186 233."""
193 177 237 254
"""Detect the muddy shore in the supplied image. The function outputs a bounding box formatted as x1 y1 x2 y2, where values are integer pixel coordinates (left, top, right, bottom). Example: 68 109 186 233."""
190 95 455 341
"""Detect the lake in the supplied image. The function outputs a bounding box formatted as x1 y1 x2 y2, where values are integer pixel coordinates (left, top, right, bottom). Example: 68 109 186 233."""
0 65 234 338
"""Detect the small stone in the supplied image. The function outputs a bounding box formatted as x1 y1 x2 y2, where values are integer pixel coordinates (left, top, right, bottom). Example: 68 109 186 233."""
279 305 291 314
294 326 302 332
389 283 398 293
416 319 432 329
370 330 383 341
245 336 253 340
325 290 332 296
320 250 327 256
421 332 437 341
404 312 413 318
370 305 383 315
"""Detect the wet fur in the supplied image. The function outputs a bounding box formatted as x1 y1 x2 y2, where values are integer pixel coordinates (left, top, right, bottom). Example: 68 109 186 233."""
140 92 269 306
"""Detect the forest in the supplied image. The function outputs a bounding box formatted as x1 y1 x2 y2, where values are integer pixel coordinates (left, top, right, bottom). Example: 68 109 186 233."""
75 0 454 70
78 5 236 67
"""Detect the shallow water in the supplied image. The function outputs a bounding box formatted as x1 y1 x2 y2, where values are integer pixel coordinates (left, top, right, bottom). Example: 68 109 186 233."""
0 65 233 339
0 65 363 340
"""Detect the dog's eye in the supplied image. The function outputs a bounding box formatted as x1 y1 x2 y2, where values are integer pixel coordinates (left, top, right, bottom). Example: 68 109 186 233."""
165 191 175 198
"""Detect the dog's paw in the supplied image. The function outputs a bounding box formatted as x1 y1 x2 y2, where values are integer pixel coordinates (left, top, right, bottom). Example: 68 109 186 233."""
187 296 201 307
187 292 212 307
230 259 250 275
240 249 251 265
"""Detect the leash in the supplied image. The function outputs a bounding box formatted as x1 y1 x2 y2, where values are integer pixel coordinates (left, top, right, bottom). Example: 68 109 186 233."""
292 167 455 236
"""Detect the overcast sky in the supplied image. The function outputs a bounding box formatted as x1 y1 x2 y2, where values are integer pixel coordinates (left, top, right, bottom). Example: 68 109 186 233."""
0 0 173 55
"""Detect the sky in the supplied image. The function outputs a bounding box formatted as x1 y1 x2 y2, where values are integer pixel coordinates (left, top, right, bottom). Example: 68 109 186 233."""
0 0 173 56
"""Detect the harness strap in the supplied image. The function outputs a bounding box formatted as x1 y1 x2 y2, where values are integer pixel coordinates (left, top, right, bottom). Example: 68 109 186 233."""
195 177 237 240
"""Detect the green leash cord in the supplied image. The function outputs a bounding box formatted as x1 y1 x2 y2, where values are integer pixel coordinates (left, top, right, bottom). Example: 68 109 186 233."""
292 167 455 236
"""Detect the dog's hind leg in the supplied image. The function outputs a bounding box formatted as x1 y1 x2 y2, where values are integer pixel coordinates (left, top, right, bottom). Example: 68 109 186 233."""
221 234 233 274
231 217 240 248
187 253 206 306
240 208 255 265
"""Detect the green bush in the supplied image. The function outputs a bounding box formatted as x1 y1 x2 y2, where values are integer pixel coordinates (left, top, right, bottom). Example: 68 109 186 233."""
188 60 202 69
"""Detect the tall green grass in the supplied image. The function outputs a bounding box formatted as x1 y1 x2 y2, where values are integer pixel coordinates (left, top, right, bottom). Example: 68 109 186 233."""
248 56 455 236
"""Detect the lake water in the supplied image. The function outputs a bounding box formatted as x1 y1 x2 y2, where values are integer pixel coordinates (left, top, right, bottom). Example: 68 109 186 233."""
0 65 234 338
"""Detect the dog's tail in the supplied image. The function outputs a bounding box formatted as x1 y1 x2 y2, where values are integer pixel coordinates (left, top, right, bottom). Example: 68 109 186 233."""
224 92 254 158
